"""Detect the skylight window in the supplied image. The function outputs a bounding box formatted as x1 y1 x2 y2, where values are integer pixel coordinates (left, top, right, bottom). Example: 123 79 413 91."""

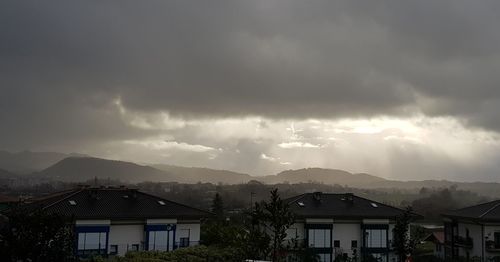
370 203 378 208
158 200 166 206
297 201 305 207
69 200 77 206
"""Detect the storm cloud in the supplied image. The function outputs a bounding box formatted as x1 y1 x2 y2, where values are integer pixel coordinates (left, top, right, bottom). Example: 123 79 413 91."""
2 1 500 180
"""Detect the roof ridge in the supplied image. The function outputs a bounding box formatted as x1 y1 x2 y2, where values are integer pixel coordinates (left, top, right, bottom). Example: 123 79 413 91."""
479 201 500 218
449 199 500 213
284 193 307 203
348 193 417 216
136 190 213 215
42 189 84 210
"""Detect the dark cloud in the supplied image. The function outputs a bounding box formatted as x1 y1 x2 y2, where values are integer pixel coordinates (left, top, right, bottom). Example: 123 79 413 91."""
2 1 500 180
3 1 500 123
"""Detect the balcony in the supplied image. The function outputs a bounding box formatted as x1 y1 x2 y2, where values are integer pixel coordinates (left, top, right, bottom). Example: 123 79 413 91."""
485 240 500 252
454 235 473 248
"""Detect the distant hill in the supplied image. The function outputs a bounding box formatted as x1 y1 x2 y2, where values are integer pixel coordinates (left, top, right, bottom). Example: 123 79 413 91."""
0 150 87 174
36 157 255 184
36 157 173 183
152 164 253 184
8 152 500 198
259 168 387 186
0 168 16 179
367 179 500 197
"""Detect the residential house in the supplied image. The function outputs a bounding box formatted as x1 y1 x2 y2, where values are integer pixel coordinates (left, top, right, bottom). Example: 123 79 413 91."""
0 193 18 211
443 200 500 262
285 192 420 262
424 231 445 260
25 186 211 257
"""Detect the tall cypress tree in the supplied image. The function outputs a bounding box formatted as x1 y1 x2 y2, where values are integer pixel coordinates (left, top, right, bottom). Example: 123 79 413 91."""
211 192 224 222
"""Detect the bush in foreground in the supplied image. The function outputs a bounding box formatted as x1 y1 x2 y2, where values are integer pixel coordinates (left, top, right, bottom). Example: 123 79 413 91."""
106 245 245 262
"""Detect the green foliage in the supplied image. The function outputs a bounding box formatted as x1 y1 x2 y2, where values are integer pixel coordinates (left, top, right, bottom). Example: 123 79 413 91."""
211 192 224 222
202 188 296 261
413 255 444 262
251 188 295 262
0 207 75 262
201 220 247 249
105 246 244 262
412 187 489 222
392 207 421 262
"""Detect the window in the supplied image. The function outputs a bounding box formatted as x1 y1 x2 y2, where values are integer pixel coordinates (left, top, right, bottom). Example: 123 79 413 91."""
130 244 139 251
318 254 331 262
364 229 387 248
494 232 500 248
178 229 190 248
146 224 175 251
149 231 169 251
109 245 118 255
351 240 358 249
334 240 340 248
179 237 189 247
77 232 107 255
308 229 331 248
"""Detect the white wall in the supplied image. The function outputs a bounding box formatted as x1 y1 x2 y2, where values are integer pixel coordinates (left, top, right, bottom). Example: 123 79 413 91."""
76 219 110 225
285 223 305 240
175 223 201 246
332 223 361 258
457 222 482 259
108 224 145 256
484 225 500 259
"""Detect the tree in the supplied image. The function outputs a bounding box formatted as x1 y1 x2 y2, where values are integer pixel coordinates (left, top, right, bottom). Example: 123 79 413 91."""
393 207 419 262
0 207 75 262
211 192 224 222
251 188 295 262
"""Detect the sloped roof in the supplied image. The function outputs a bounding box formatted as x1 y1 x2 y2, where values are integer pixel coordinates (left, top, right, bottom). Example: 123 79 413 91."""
0 194 19 203
24 187 211 220
443 200 500 221
286 192 419 219
424 231 445 244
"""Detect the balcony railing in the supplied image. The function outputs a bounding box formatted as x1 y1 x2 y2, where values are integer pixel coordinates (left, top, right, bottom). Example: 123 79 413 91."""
454 235 473 248
485 240 500 252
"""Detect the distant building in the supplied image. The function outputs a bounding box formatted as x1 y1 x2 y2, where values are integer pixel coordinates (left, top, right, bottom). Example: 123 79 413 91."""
285 192 421 262
0 193 18 211
424 231 445 259
25 186 211 257
443 200 500 261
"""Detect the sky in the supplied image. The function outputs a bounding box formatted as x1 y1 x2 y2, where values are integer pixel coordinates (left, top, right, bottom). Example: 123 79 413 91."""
2 1 500 181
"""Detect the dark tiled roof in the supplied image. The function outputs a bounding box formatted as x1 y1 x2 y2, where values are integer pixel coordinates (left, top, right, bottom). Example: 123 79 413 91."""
24 187 211 220
443 200 500 221
286 192 418 219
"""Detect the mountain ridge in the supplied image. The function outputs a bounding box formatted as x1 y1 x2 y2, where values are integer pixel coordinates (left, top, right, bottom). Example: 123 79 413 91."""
2 151 500 197
0 150 87 174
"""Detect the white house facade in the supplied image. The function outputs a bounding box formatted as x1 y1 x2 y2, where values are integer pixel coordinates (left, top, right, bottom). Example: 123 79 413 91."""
285 192 420 262
443 200 500 262
27 186 210 258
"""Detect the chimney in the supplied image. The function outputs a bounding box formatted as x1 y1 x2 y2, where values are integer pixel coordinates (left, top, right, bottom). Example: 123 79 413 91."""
313 191 322 202
88 189 99 200
343 193 354 205
130 189 137 199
